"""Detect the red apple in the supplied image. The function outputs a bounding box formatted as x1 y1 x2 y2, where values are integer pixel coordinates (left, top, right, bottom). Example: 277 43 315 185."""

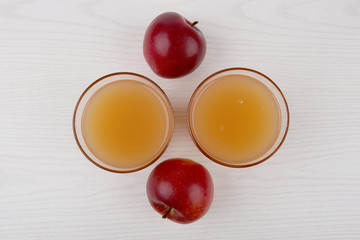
146 158 214 224
143 12 206 78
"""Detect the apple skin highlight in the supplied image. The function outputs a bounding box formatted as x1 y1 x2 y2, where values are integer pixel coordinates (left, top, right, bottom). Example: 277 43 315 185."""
146 158 214 224
143 12 206 78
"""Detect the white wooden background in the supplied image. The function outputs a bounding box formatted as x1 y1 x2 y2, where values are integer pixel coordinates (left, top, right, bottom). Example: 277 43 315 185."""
1 0 360 239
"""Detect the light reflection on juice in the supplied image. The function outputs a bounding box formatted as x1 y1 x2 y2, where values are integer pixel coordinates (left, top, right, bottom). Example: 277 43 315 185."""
189 74 281 166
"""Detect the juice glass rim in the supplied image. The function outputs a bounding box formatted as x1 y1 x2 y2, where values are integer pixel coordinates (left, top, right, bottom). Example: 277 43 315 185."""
187 67 290 168
73 72 174 173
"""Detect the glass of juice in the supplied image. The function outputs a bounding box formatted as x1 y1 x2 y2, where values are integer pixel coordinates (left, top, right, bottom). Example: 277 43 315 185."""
73 72 174 173
188 68 289 167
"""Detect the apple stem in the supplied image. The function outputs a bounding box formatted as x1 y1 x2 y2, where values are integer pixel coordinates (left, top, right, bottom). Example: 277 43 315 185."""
191 21 199 27
162 208 172 219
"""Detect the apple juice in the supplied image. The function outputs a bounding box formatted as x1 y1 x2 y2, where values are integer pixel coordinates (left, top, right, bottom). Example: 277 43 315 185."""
189 74 281 165
81 80 172 170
